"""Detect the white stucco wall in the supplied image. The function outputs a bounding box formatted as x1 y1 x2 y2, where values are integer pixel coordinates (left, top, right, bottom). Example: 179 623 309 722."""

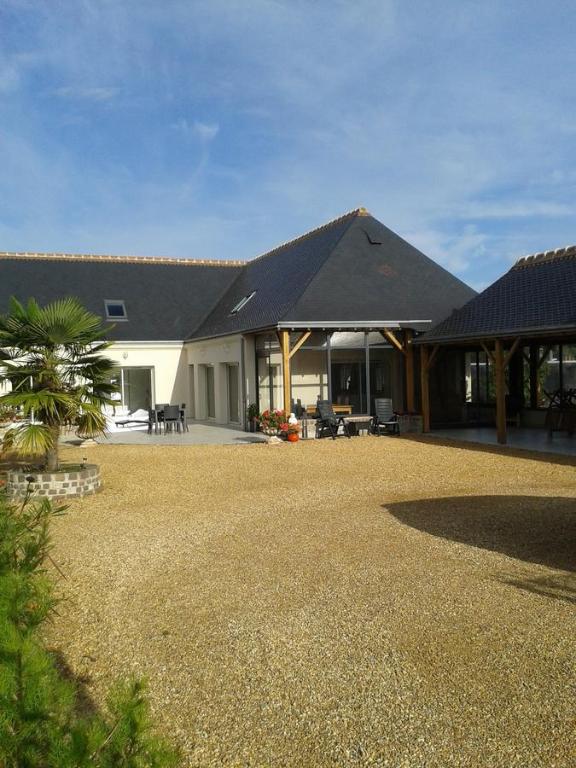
107 341 188 408
185 334 256 425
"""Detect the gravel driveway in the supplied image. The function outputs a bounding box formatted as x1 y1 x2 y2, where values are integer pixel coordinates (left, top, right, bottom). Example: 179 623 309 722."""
47 437 576 767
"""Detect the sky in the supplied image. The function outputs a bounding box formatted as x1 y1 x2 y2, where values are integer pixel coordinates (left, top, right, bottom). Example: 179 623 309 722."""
1 1 576 290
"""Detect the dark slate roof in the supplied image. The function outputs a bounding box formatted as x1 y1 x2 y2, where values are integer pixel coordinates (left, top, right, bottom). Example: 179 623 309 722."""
0 209 476 343
190 210 360 339
0 253 242 341
191 209 476 339
419 245 576 344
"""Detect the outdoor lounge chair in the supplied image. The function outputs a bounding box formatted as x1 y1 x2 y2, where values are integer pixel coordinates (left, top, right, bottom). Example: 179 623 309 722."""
315 400 351 440
371 398 399 436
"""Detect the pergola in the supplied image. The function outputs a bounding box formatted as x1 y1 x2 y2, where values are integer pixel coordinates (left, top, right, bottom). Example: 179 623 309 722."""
415 246 576 444
274 321 426 414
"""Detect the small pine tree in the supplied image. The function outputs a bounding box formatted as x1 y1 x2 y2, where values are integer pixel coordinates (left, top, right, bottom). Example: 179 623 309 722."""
0 490 180 768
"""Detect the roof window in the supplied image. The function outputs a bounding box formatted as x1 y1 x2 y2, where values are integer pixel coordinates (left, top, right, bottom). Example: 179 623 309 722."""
104 300 128 321
230 291 256 314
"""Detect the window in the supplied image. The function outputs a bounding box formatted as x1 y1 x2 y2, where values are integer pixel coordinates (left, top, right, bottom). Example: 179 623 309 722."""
104 300 128 320
230 291 256 314
465 351 496 403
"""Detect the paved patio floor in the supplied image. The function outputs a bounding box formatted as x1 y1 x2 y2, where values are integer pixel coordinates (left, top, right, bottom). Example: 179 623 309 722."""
432 426 576 456
92 421 267 446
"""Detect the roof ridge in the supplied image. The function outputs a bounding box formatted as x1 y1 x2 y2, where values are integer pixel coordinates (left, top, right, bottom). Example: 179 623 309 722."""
513 244 576 269
0 251 245 267
247 207 369 264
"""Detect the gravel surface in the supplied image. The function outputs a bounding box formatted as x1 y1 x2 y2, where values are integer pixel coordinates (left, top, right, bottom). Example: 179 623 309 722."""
45 437 576 767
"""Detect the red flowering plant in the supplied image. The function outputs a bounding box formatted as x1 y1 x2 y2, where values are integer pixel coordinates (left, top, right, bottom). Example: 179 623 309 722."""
258 409 289 435
279 420 301 435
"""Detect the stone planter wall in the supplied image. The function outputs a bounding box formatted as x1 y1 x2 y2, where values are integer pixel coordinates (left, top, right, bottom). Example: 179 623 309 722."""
6 464 102 498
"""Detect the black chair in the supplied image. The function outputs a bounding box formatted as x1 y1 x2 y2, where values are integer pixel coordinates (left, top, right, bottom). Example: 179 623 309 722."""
179 403 189 432
163 405 181 433
371 398 399 436
315 400 351 440
147 409 157 434
154 404 168 434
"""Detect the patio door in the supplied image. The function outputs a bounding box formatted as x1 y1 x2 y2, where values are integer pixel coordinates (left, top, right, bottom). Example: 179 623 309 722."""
123 368 153 413
107 367 153 413
205 366 215 419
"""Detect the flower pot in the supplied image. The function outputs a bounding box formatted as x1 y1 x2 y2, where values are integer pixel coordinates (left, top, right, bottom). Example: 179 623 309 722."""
287 432 299 443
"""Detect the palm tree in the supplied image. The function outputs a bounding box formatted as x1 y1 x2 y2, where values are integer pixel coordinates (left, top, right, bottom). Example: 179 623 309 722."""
0 297 119 471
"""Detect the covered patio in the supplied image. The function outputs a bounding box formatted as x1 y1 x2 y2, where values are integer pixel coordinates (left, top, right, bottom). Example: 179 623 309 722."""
416 246 576 446
430 425 576 457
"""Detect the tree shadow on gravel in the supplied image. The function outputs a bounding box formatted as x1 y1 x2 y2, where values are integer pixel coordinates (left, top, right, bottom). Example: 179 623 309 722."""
386 495 576 573
52 650 100 717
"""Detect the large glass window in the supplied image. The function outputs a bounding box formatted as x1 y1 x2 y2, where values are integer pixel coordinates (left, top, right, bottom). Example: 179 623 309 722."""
106 367 153 412
464 351 494 403
227 364 240 423
538 346 560 406
330 332 367 414
205 366 215 419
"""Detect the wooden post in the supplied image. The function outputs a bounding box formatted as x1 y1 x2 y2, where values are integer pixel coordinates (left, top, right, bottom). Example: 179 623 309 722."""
494 339 507 444
404 329 415 413
420 345 430 432
529 344 538 409
280 330 291 414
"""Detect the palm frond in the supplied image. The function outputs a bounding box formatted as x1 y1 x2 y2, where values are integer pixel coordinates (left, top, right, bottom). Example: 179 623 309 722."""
2 423 54 456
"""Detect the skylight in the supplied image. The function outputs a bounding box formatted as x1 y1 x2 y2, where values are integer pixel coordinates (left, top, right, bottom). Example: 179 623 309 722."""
104 300 128 320
230 291 256 314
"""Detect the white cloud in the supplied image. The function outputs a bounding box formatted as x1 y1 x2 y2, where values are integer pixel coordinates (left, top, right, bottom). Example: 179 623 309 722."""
52 86 120 101
172 119 220 142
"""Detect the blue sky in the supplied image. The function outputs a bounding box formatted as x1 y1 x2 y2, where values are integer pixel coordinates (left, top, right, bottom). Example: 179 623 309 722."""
1 1 575 289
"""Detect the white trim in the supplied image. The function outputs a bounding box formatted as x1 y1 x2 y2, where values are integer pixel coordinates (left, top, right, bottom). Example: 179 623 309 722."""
111 340 184 347
277 320 432 330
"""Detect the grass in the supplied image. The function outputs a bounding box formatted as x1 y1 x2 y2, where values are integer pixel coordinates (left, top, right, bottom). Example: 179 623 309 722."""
45 436 575 767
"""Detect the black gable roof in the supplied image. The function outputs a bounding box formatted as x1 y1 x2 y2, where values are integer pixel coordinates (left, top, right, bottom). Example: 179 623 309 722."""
191 209 475 339
285 215 476 327
0 254 241 341
420 246 576 344
190 210 359 339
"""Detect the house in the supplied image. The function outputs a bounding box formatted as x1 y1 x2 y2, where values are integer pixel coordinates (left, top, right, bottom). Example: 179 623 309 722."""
0 208 475 426
416 245 576 442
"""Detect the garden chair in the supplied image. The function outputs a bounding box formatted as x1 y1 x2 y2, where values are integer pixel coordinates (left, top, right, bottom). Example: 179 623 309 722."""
180 403 189 432
315 400 351 440
163 405 181 433
371 398 399 436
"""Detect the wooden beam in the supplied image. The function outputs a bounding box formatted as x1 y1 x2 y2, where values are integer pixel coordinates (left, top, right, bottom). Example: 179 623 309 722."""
529 344 538 408
480 341 495 364
420 345 431 432
289 330 311 359
380 329 406 356
494 339 507 444
404 329 415 412
503 337 521 368
280 329 292 414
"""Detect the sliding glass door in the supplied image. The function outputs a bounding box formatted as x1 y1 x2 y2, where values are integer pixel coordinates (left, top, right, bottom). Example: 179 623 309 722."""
107 367 153 412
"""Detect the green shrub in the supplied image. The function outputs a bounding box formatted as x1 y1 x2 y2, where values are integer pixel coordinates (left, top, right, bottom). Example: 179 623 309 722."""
0 490 180 767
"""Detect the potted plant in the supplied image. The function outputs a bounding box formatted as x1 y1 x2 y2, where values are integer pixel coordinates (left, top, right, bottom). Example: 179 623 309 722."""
246 402 259 432
280 415 301 443
258 408 289 436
